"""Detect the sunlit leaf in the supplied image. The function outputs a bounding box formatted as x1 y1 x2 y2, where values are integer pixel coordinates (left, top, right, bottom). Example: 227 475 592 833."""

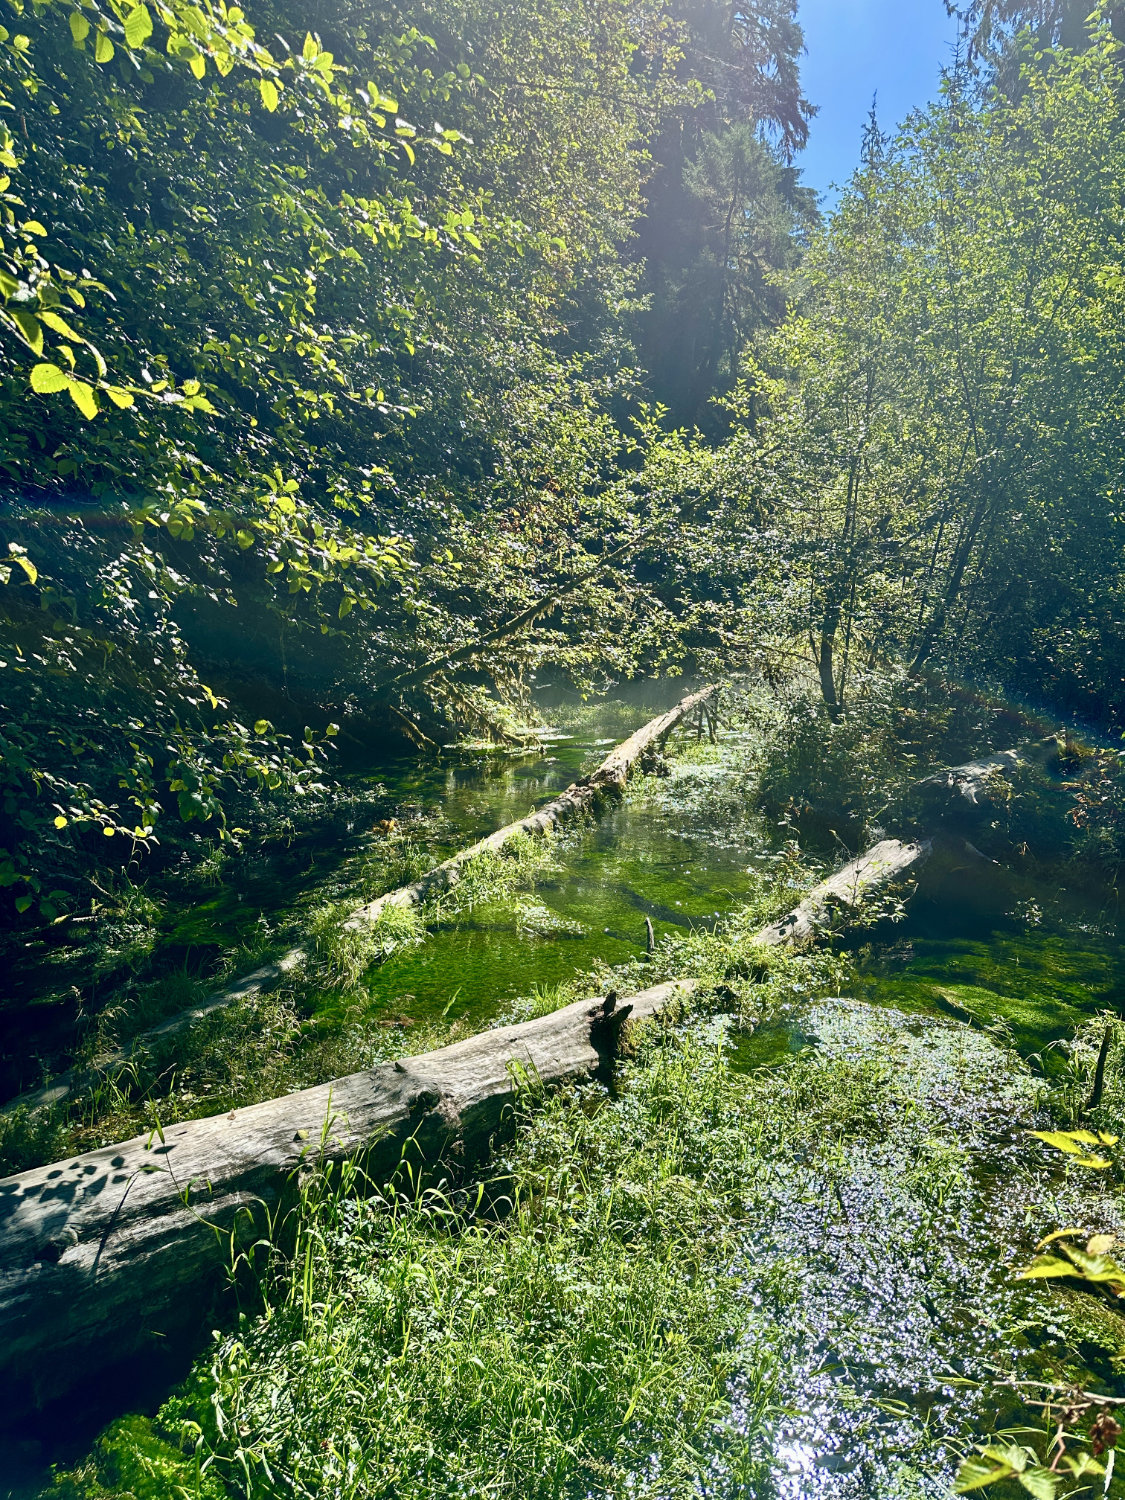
11 311 43 353
123 5 153 49
1014 1255 1082 1279
66 379 98 419
955 1444 1028 1492
1016 1468 1057 1499
29 363 68 394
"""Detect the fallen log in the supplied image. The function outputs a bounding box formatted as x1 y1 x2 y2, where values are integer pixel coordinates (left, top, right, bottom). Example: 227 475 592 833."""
751 837 932 946
0 730 1048 1419
913 736 1061 812
0 979 697 1420
344 684 716 929
6 686 714 1117
0 820 928 1422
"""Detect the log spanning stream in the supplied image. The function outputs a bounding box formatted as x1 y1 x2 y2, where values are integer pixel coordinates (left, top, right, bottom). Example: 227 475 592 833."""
2 692 1125 1495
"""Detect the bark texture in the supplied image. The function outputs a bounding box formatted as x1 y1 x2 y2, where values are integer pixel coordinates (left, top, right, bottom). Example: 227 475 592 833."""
750 837 932 947
0 980 695 1419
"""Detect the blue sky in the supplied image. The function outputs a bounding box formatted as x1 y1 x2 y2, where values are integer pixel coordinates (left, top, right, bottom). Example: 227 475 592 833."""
796 0 961 203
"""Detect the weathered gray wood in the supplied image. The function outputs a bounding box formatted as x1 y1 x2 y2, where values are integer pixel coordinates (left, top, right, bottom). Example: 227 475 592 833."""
0 825 925 1420
0 980 695 1418
914 736 1061 810
6 687 714 1117
750 837 932 947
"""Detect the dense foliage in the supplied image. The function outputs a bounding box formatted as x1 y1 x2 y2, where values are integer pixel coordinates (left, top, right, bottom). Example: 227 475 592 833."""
4 0 1125 965
704 14 1125 729
0 0 804 921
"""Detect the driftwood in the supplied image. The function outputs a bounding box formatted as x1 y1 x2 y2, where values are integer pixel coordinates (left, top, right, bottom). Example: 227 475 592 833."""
7 687 714 1117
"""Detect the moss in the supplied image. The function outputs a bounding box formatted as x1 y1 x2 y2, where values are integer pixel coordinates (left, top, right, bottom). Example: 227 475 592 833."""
45 1415 224 1500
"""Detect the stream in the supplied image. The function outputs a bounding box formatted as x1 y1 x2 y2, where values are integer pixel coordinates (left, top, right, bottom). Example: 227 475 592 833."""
4 695 1124 1497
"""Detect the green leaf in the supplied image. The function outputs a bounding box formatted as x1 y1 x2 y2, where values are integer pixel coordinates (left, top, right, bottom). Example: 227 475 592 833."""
66 379 97 419
15 555 37 585
1016 1468 1057 1499
69 11 90 45
235 529 255 549
12 311 43 354
955 1444 1028 1492
29 362 68 394
1035 1228 1089 1248
14 895 33 914
1029 1130 1103 1157
94 30 115 62
38 309 80 340
1014 1255 1080 1280
53 815 67 829
1061 1452 1104 1479
123 4 152 48
259 78 279 112
253 720 269 735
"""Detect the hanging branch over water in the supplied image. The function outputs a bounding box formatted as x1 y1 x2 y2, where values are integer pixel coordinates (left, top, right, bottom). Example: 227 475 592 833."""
389 518 672 694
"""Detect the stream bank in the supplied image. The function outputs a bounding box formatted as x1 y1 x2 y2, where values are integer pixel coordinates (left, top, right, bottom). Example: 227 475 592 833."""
34 980 1125 1500
11 683 1125 1497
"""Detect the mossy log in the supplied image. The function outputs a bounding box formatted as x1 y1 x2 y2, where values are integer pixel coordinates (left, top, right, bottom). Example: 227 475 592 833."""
7 686 714 1117
751 837 932 946
914 736 1061 813
344 684 717 930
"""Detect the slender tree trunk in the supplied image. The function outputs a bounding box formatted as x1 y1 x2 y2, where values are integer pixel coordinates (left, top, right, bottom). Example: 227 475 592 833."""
818 611 840 719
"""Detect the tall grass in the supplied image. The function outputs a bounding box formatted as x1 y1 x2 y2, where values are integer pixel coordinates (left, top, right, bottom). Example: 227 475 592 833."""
50 969 1111 1500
